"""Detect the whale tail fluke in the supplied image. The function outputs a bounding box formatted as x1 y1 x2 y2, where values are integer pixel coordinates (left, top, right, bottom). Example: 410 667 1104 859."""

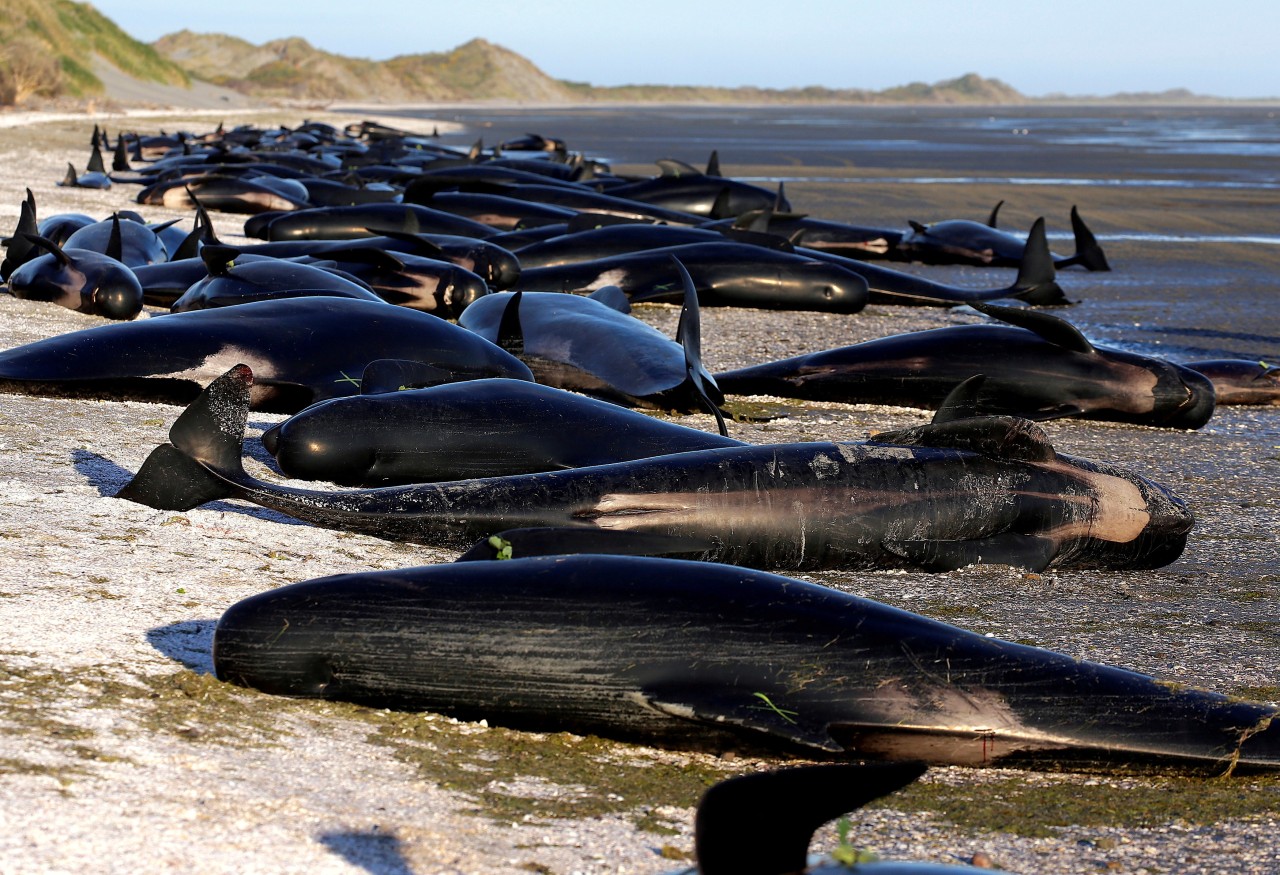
116 365 252 510
1060 205 1111 272
694 763 928 875
1008 217 1072 306
115 443 234 511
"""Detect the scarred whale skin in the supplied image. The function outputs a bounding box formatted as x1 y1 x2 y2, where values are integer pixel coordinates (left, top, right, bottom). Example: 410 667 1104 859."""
211 554 1278 773
117 365 1193 573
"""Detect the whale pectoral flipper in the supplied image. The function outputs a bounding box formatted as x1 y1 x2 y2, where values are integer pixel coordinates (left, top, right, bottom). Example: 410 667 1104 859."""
640 689 844 753
886 533 1058 573
454 527 716 562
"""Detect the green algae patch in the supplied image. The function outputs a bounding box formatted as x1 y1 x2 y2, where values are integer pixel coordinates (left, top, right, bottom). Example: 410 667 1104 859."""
0 655 303 778
1230 685 1280 704
875 772 1280 838
355 708 742 829
721 399 806 423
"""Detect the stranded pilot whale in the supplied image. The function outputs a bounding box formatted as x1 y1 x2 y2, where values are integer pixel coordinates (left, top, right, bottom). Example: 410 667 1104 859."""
117 364 1193 573
714 303 1216 429
0 298 532 412
513 241 871 313
261 375 743 487
211 554 1279 773
896 204 1111 272
458 259 725 422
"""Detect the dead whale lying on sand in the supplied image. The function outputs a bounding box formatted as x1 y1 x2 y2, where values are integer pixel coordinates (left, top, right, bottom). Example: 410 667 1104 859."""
211 554 1278 773
0 298 532 412
117 364 1193 573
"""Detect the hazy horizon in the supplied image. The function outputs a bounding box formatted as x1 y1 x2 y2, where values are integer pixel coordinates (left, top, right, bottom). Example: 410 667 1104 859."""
92 0 1278 100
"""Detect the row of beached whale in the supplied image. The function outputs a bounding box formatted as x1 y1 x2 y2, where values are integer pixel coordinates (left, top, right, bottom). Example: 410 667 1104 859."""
7 120 1280 870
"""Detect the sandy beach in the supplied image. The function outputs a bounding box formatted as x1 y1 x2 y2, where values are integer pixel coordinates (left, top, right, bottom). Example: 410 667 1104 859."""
0 106 1277 875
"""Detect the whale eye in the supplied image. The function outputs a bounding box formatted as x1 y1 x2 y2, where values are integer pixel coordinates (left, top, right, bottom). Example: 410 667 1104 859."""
822 286 834 300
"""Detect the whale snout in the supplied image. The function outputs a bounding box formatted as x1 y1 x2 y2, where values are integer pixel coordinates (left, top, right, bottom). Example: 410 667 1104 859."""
1157 363 1217 429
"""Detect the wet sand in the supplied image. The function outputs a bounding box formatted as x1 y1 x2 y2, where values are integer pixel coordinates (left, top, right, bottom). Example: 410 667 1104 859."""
0 108 1277 874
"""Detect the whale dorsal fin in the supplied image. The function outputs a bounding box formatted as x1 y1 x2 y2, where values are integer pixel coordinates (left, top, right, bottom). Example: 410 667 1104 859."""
986 199 1004 228
1 193 39 279
705 150 721 177
171 190 220 261
112 135 132 172
1007 217 1070 306
708 186 734 220
656 158 701 178
87 142 106 174
496 291 524 356
871 415 1057 462
199 243 242 277
908 220 928 234
106 214 123 262
1068 205 1111 271
59 163 78 187
971 301 1094 354
931 374 986 424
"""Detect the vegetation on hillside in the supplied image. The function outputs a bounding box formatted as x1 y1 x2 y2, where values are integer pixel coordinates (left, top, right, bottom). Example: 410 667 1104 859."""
0 0 188 104
154 33 578 103
154 29 1030 106
0 2 1240 107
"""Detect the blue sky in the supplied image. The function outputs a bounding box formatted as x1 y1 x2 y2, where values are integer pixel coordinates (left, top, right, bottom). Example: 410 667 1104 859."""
96 0 1277 98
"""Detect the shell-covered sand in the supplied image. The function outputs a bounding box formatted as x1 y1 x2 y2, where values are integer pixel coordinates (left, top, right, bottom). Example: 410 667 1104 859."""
0 109 1277 874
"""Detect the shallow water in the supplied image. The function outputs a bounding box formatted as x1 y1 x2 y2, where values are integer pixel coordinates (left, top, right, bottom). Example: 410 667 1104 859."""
382 104 1280 182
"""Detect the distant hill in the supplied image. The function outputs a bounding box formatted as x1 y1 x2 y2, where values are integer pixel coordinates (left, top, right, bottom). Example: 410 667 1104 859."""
0 2 1253 108
154 30 1027 106
0 0 188 103
153 33 579 103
